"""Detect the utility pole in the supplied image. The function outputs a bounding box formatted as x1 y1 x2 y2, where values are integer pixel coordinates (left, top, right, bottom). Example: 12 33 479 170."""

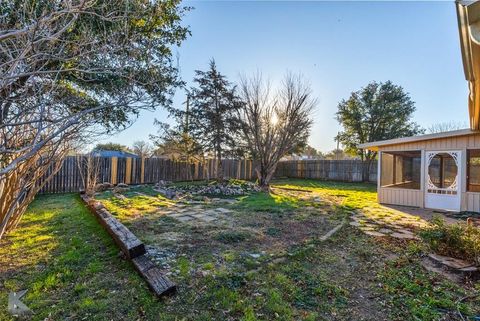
183 92 190 134
335 132 340 160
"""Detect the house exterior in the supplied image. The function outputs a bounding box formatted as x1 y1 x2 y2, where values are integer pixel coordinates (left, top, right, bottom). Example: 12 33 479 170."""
360 129 480 212
359 0 480 212
91 150 140 158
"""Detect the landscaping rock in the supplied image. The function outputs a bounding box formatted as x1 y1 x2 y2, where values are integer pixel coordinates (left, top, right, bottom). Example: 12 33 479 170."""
154 180 261 201
390 232 418 240
423 254 479 281
200 215 218 222
363 231 386 237
114 193 127 200
95 182 114 192
113 183 129 193
155 187 177 199
428 254 477 270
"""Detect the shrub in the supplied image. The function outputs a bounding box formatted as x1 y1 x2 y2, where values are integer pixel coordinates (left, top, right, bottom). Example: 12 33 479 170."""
420 217 480 265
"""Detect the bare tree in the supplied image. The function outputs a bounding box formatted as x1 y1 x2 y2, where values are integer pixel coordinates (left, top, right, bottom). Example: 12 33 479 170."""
132 140 153 158
0 0 189 238
238 73 315 190
77 154 100 197
427 121 468 134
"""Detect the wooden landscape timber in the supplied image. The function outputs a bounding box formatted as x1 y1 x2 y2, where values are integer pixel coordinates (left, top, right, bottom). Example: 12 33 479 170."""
132 255 177 296
80 194 176 297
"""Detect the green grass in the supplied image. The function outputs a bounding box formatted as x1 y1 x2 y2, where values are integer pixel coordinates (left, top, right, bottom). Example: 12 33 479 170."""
0 194 163 321
271 178 378 210
233 192 302 213
379 256 476 321
95 188 172 221
1 180 479 321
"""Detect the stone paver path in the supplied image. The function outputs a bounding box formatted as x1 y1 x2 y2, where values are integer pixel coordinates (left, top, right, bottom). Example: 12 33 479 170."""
349 206 429 240
162 205 234 224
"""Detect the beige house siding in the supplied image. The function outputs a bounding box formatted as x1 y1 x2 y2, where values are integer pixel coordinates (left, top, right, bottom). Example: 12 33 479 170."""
466 193 480 212
376 133 480 212
378 188 424 207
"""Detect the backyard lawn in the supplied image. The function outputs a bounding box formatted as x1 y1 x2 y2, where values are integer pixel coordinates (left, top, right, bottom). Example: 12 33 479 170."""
1 179 479 321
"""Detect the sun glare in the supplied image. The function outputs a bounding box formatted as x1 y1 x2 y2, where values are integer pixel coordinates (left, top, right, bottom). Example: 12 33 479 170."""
271 114 278 126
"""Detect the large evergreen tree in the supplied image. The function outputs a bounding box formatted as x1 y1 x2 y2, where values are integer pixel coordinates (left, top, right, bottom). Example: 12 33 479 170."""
187 59 242 181
336 81 424 181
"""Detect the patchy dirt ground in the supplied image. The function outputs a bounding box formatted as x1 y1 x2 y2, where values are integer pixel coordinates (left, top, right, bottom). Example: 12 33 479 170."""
98 185 345 279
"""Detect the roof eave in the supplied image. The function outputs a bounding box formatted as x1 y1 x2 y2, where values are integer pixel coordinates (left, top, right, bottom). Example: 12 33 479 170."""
358 128 479 150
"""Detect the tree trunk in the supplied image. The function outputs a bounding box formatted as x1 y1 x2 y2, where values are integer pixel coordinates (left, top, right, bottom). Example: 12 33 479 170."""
255 162 277 192
362 158 372 182
216 148 223 182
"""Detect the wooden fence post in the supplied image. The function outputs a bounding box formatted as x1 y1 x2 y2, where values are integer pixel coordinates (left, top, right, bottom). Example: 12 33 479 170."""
125 157 132 184
244 160 247 180
236 160 240 179
194 162 199 180
248 160 252 180
140 157 145 184
111 157 118 185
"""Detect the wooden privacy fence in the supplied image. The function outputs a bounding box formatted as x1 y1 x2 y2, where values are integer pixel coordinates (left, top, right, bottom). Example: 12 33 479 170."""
38 156 255 194
38 156 377 194
275 160 377 183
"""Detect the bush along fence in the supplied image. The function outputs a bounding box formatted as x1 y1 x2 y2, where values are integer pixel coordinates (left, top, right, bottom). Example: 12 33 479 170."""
37 156 377 194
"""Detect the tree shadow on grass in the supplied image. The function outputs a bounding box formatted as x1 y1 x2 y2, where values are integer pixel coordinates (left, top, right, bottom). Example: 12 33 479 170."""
0 194 159 321
232 191 302 213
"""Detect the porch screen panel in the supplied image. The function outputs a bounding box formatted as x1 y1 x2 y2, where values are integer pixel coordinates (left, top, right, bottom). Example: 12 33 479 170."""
468 149 480 192
380 151 421 190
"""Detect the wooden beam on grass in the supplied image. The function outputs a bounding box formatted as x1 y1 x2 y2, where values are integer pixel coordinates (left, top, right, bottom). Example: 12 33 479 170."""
132 255 177 296
80 194 176 297
82 196 145 259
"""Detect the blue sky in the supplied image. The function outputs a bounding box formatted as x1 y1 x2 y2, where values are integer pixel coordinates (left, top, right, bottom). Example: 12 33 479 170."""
102 0 468 152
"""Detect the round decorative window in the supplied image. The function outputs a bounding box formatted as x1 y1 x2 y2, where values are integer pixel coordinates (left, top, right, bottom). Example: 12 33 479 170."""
427 152 458 190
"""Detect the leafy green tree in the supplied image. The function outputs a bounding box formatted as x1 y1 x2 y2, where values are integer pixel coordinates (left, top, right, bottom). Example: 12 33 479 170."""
93 143 131 153
150 120 203 162
0 0 189 238
336 81 423 181
186 59 243 181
